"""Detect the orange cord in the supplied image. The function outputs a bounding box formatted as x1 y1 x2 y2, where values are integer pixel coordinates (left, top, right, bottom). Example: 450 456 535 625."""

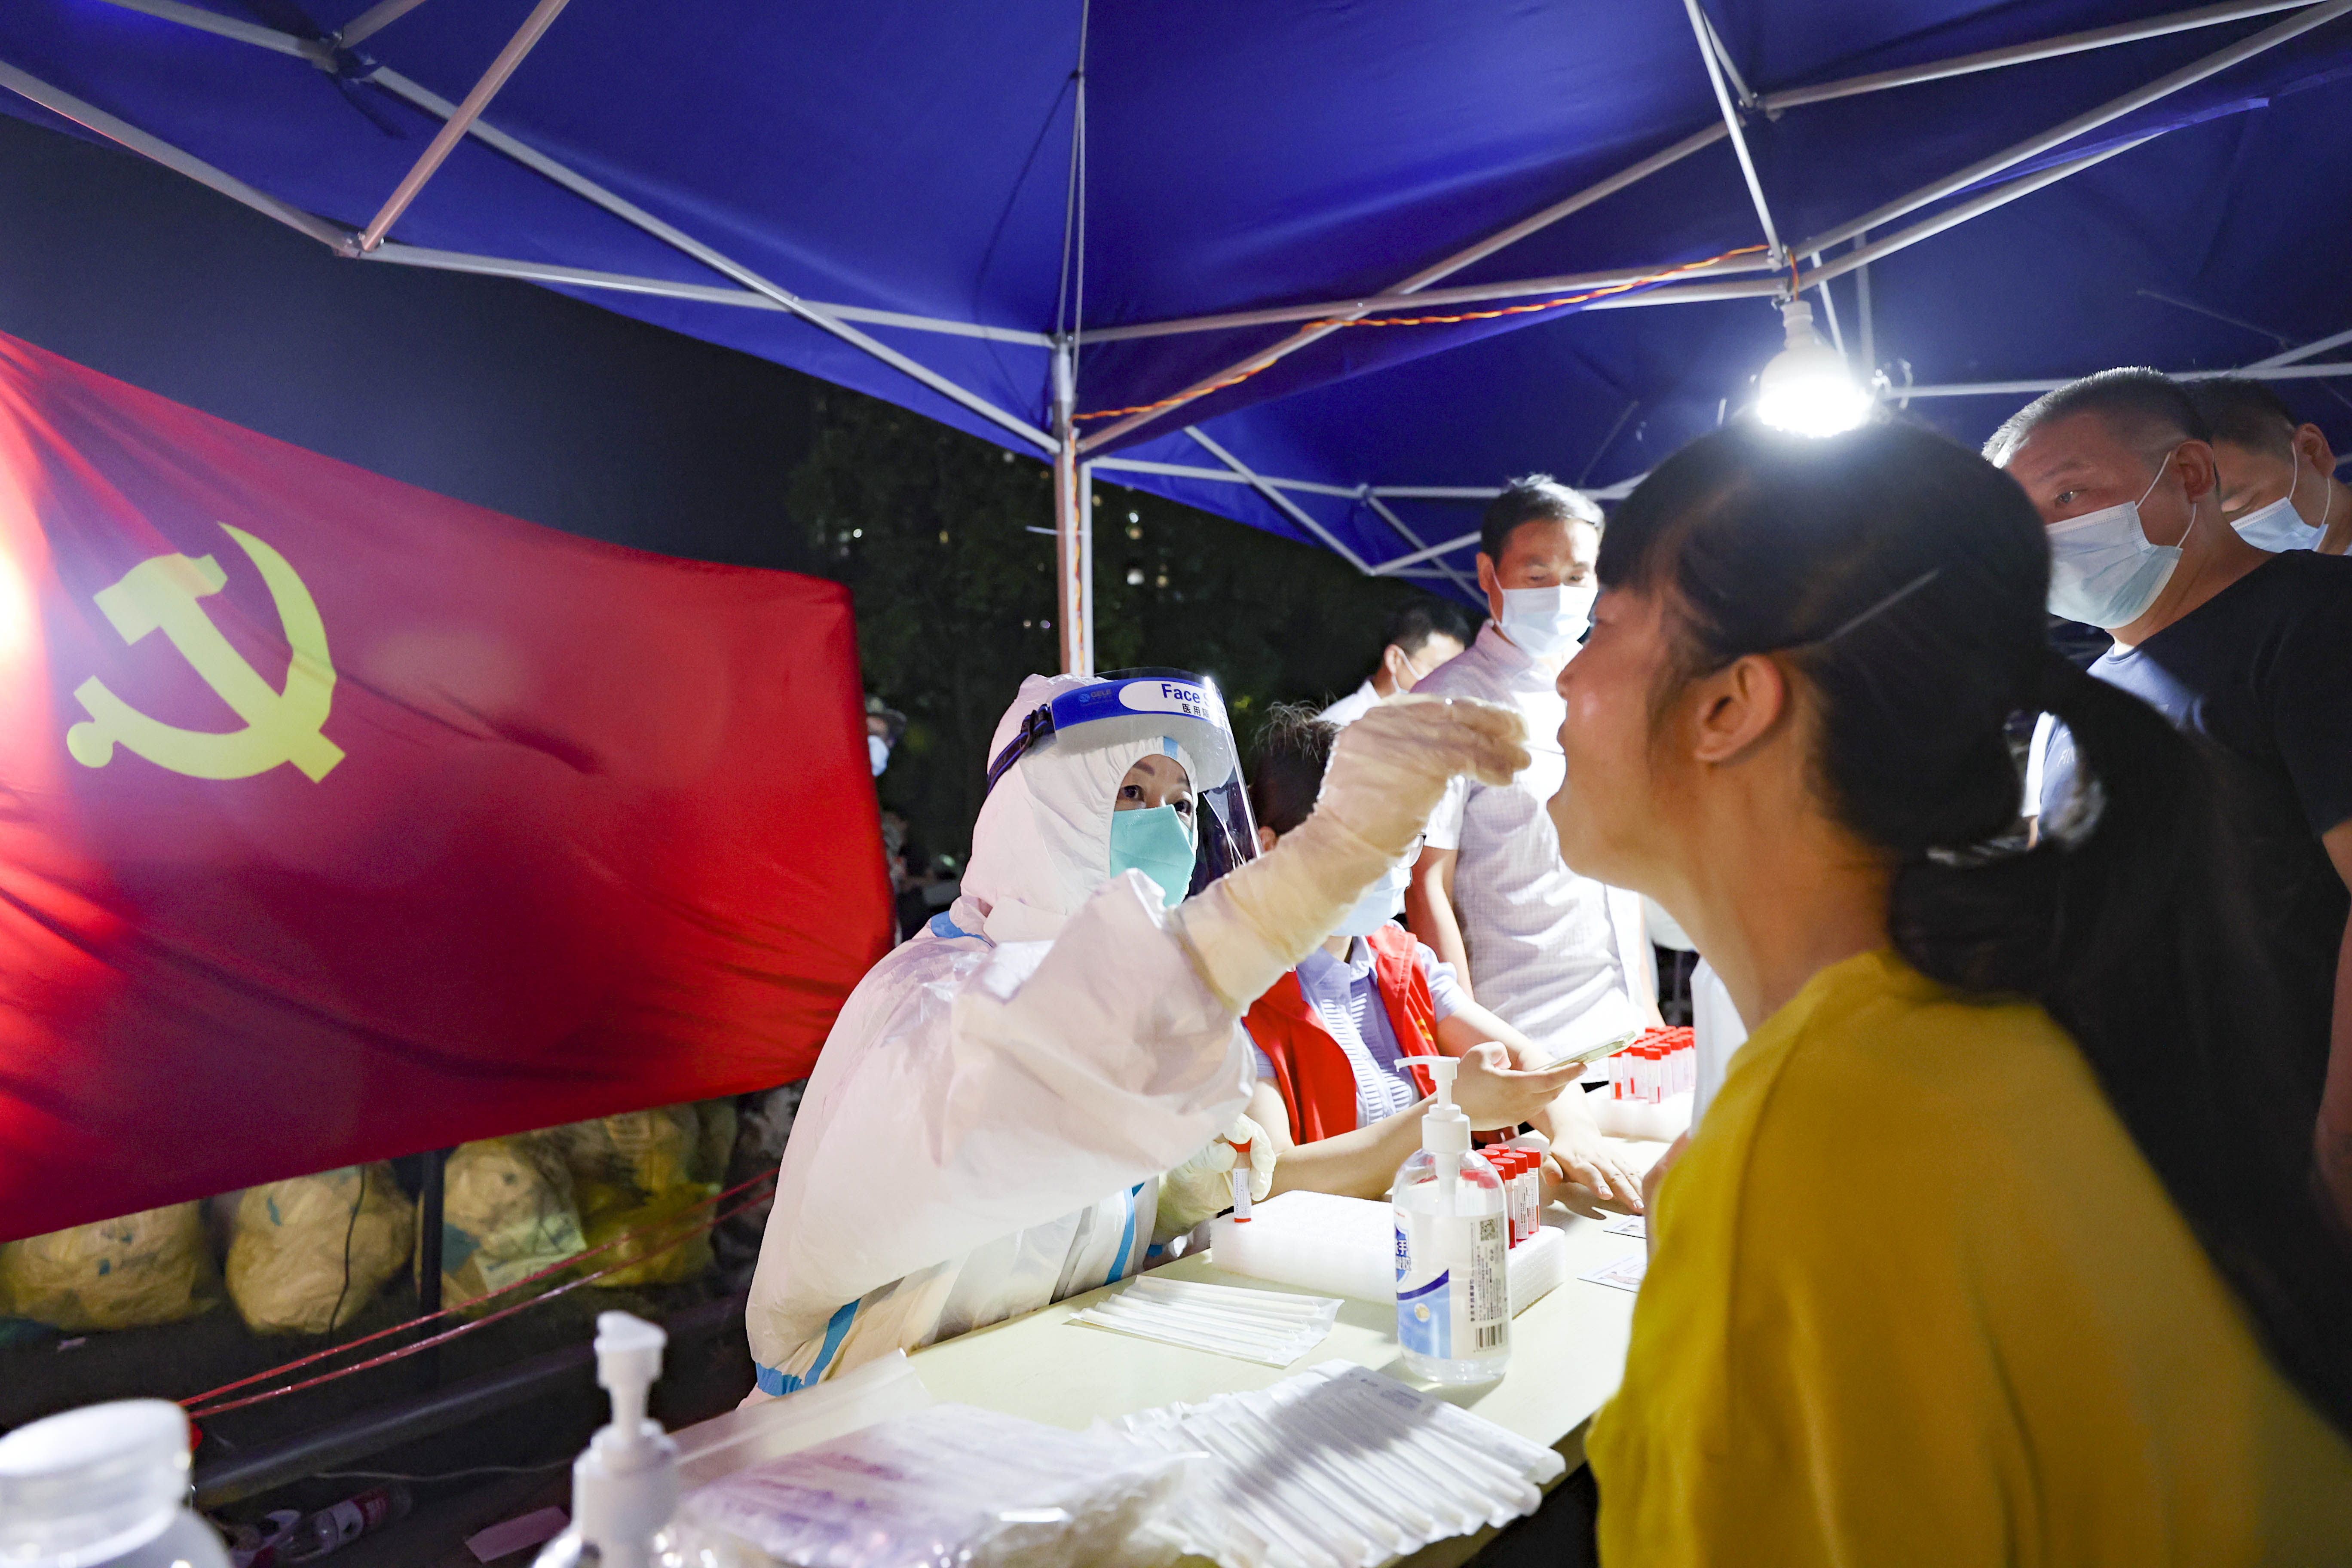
1073 245 1769 423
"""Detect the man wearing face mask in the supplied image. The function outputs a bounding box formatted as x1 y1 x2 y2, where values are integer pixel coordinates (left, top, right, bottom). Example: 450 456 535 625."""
1405 476 1659 1066
865 697 906 778
1317 597 1473 727
2188 377 2350 557
1988 369 2352 1226
1235 707 1643 1208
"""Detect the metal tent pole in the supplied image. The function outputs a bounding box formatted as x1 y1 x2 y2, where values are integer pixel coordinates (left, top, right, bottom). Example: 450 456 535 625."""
1076 125 1730 452
1796 0 2352 254
2252 324 2352 367
1051 345 1091 676
353 0 573 253
1759 0 2312 112
1186 427 1375 574
1684 0 1784 261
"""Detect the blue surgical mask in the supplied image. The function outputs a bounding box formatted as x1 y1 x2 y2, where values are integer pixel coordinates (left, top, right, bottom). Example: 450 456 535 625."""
2232 454 2328 553
1108 804 1197 907
868 734 891 776
1335 860 1409 937
1498 582 1597 663
2046 453 2184 629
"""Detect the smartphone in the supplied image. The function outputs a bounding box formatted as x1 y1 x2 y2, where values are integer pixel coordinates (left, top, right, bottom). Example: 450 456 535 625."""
1552 1030 1642 1068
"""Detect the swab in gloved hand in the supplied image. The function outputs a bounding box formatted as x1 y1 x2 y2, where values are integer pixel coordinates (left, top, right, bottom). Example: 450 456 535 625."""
1155 1113 1277 1243
1173 695 1528 1013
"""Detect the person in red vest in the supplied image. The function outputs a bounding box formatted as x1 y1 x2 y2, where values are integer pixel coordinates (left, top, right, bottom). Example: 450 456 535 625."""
1239 707 1643 1210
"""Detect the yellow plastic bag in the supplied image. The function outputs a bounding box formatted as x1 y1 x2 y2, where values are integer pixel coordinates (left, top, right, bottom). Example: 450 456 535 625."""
0 1203 218 1332
227 1164 415 1335
575 1180 719 1289
547 1105 700 1198
432 1136 585 1310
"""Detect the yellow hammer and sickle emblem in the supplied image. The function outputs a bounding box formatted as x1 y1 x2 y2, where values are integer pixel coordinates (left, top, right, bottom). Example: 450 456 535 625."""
65 522 344 783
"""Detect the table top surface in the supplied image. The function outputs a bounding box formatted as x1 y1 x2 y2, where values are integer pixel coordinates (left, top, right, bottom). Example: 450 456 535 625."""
905 1141 1665 1567
677 1139 1666 1568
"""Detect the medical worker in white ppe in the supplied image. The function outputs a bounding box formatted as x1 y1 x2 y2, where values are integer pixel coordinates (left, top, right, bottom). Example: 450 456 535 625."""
744 667 1527 1396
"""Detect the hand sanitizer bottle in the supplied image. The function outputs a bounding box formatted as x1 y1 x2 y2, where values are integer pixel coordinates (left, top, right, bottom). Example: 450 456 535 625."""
533 1314 683 1568
1393 1057 1510 1384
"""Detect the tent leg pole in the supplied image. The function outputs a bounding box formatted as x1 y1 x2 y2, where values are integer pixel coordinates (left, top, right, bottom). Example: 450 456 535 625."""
1077 461 1096 675
1050 343 1091 677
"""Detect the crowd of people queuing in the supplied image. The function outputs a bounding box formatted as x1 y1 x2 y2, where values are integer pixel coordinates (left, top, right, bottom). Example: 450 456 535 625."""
761 366 2352 1559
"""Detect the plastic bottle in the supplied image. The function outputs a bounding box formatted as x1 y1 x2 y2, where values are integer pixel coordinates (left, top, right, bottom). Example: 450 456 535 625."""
0 1399 233 1568
1393 1057 1510 1384
533 1312 684 1568
279 1485 411 1562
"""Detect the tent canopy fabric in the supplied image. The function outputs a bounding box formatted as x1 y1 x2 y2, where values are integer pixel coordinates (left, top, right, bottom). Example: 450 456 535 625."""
3 0 2348 597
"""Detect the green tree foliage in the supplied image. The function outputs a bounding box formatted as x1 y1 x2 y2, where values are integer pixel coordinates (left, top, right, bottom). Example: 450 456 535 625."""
794 391 1473 862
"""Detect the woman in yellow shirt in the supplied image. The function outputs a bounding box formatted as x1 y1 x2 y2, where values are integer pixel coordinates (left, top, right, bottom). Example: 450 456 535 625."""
1554 418 2352 1563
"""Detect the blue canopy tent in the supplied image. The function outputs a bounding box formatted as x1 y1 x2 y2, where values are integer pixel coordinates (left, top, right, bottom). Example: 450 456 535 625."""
4 0 2348 671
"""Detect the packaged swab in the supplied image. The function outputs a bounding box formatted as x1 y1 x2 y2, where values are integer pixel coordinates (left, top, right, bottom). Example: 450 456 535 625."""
1068 1277 1340 1366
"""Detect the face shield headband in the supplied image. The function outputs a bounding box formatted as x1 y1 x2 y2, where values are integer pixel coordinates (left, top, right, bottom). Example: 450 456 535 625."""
983 668 1261 896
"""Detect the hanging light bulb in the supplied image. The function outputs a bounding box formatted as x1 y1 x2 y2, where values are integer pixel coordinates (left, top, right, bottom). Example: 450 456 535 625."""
1755 300 1873 438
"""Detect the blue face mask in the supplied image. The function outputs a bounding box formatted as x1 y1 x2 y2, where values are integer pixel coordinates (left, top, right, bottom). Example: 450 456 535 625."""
1108 805 1197 908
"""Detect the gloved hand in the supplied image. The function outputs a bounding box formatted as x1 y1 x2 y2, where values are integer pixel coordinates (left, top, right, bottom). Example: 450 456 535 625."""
1153 1113 1277 1243
1173 695 1528 1011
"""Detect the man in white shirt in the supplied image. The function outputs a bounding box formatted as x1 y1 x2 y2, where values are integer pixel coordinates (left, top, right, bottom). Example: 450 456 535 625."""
1405 475 1657 1059
1317 597 1472 727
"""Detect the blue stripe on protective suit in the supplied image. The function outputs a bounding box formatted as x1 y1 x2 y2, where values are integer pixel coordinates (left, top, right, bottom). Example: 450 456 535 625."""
1106 1182 1142 1285
755 1298 860 1395
926 910 982 941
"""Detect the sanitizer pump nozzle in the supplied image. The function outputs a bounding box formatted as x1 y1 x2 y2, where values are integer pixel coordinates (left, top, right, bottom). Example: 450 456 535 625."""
1421 1057 1470 1155
536 1312 680 1568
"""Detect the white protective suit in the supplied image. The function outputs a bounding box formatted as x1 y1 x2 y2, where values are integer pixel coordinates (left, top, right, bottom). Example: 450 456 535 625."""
744 677 1254 1394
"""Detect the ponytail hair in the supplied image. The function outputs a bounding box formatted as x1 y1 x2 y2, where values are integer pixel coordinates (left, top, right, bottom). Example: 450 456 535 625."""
1602 419 2352 1435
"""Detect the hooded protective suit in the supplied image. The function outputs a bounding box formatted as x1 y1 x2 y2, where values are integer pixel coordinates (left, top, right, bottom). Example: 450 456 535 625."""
743 674 1252 1393
743 672 1530 1396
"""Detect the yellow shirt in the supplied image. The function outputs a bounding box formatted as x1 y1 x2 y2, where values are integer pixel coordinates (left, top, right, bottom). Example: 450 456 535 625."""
1587 949 2352 1566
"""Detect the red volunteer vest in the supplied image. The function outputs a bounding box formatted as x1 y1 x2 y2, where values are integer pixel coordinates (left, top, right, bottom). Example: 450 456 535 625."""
1245 923 1440 1145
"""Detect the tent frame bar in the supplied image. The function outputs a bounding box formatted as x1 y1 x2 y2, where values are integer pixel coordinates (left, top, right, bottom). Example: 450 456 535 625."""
2253 324 2352 367
1759 0 2312 112
335 0 438 50
1796 0 2352 254
1082 252 1777 344
1361 488 1477 599
1074 123 1730 452
0 58 348 247
353 0 573 253
1588 126 2173 312
67 1 1063 451
360 242 1054 344
1899 361 2352 399
90 0 328 63
1187 426 1376 574
1684 0 1784 261
355 67 1059 452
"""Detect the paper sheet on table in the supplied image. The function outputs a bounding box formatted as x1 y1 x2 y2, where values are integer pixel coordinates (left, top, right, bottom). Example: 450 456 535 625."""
1580 1252 1647 1292
1602 1214 1646 1237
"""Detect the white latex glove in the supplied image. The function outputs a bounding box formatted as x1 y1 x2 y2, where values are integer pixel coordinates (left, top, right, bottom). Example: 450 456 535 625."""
1154 1113 1277 1243
1173 695 1528 1011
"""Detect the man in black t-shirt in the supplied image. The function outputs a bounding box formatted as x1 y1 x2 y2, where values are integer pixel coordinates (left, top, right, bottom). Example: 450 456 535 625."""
1987 369 2352 1228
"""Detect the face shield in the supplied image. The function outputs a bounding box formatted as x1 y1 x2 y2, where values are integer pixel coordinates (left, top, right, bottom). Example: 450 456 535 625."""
983 667 1259 897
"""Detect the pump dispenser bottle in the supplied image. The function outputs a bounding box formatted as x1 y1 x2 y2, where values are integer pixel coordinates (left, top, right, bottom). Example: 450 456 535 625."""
533 1313 683 1568
1392 1057 1510 1383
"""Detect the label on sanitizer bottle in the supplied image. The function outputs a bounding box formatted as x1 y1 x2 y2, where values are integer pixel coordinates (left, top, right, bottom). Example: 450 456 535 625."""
1395 1211 1509 1361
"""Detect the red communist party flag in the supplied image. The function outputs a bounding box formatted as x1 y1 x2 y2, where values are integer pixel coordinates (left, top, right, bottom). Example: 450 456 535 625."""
0 331 892 1241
